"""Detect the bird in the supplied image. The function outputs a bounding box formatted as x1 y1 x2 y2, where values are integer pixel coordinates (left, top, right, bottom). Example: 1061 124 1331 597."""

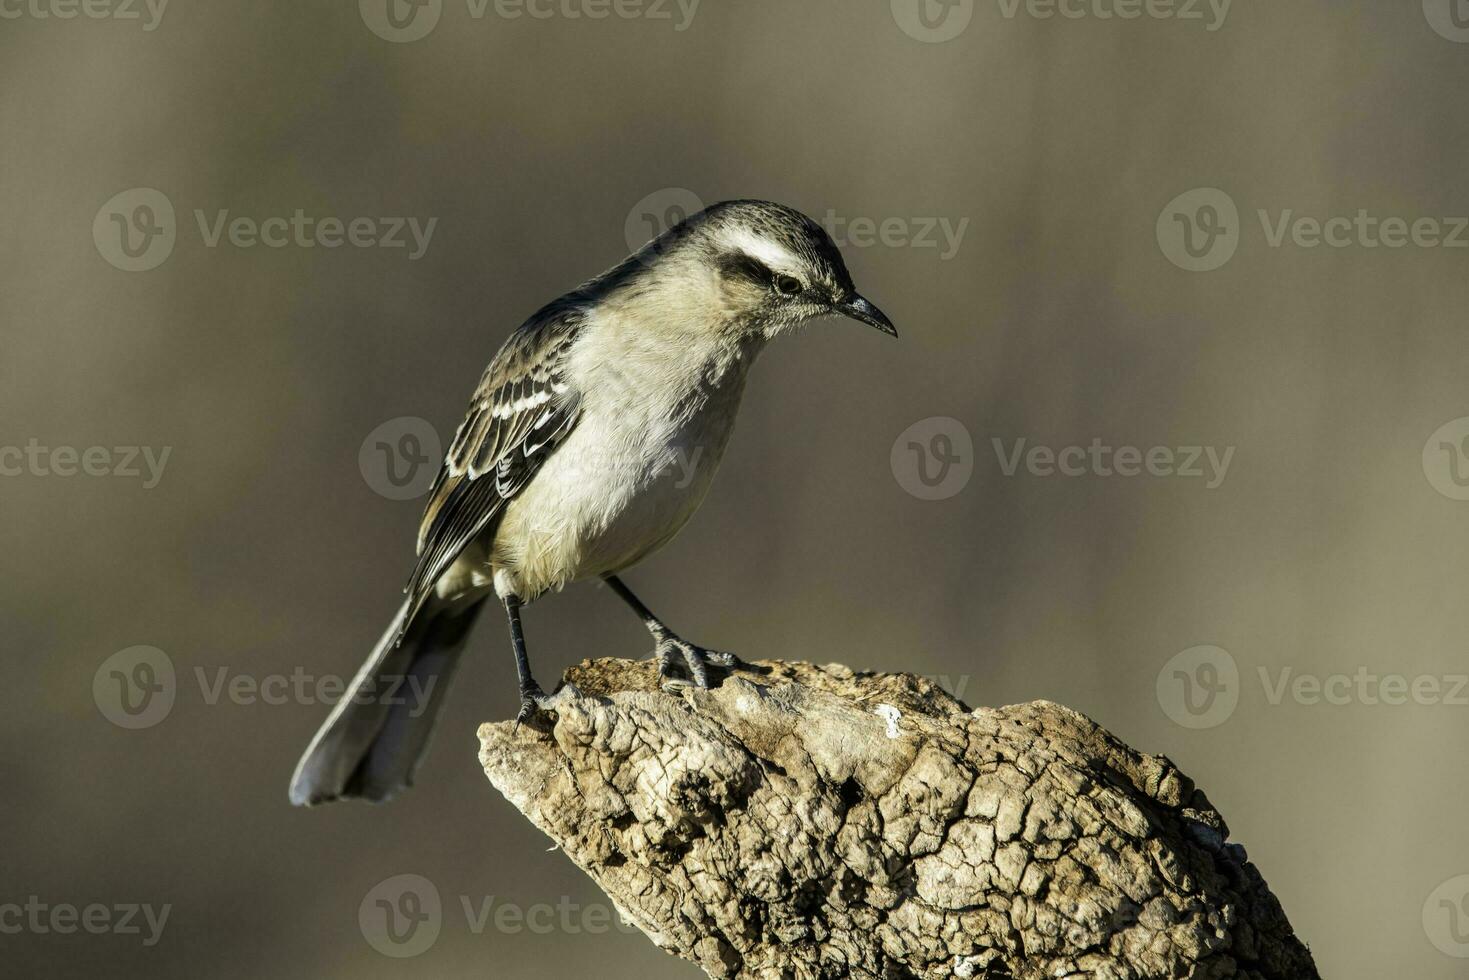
289 200 896 806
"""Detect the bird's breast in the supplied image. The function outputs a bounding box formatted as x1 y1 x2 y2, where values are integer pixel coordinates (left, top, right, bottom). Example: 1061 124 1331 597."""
490 349 755 599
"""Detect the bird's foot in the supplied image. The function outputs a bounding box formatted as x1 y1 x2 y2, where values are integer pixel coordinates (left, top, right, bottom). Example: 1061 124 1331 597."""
653 633 741 691
514 683 554 732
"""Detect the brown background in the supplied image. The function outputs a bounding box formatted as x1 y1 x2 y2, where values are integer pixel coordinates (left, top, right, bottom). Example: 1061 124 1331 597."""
4 1 1468 976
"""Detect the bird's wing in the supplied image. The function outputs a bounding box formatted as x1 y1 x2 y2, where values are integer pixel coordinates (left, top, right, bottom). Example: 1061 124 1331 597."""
400 305 584 632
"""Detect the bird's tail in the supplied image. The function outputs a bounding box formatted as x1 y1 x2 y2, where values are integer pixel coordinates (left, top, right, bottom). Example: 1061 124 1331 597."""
288 596 486 806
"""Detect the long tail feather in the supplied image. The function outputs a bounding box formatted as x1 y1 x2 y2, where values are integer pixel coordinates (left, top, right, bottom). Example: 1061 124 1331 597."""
288 597 485 806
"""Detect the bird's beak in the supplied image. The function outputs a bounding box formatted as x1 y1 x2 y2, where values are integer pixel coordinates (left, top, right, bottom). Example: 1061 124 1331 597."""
835 295 898 336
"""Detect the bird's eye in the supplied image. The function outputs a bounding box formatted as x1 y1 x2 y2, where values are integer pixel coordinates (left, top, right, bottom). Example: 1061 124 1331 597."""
774 275 803 297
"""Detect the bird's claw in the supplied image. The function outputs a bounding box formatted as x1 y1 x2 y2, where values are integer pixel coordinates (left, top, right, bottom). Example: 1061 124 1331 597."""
514 684 553 732
654 635 740 690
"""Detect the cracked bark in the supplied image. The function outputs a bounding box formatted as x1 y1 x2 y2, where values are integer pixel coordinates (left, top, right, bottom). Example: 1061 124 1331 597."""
478 659 1319 980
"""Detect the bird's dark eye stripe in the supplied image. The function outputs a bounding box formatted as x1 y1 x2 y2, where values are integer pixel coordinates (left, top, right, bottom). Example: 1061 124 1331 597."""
718 252 776 287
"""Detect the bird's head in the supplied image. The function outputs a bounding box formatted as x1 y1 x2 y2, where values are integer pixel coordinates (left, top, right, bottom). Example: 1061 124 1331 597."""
648 200 897 341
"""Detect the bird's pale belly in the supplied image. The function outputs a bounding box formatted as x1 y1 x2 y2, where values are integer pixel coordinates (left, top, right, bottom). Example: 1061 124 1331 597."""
483 398 740 601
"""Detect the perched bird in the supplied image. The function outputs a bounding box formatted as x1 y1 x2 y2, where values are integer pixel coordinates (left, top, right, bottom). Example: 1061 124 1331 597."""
289 200 896 806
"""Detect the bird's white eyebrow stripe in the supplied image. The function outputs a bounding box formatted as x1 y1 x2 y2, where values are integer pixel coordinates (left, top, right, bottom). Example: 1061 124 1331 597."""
721 227 800 274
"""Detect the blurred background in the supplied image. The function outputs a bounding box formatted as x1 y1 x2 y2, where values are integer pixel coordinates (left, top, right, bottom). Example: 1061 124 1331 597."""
4 0 1468 976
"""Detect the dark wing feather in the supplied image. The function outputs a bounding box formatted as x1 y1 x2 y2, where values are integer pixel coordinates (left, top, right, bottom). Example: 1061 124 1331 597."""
399 306 583 636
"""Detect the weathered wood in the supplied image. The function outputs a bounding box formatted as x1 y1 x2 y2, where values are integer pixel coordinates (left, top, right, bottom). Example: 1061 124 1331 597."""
479 659 1319 979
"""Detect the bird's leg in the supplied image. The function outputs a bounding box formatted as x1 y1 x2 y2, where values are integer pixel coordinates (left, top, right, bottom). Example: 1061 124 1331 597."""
603 575 739 689
504 595 551 727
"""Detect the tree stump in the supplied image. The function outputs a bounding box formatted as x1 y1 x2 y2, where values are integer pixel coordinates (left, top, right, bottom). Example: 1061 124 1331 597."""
478 658 1319 979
